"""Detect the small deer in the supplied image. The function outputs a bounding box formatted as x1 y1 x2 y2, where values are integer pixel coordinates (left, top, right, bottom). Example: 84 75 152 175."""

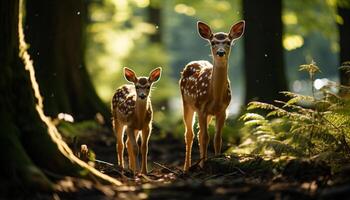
111 67 162 174
180 20 245 171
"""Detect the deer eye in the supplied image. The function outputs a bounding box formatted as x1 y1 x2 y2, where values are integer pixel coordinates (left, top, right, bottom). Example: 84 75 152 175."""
226 42 231 46
147 86 150 89
135 86 140 89
211 41 216 46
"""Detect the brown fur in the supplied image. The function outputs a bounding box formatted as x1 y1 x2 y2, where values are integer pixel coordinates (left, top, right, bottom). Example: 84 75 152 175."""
181 20 245 171
111 68 161 174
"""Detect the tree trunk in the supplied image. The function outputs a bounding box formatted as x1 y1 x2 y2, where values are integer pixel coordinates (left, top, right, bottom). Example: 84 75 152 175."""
338 5 350 96
148 0 162 43
242 0 288 104
24 0 110 121
0 0 80 193
0 0 121 195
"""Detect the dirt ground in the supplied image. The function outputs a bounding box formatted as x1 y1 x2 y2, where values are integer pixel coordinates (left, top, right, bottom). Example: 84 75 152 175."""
19 125 350 200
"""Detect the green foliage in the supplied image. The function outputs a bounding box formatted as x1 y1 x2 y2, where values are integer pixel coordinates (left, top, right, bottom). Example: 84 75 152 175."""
237 62 350 164
57 120 103 138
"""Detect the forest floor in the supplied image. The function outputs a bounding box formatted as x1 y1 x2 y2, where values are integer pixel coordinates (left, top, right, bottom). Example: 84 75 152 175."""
27 122 350 200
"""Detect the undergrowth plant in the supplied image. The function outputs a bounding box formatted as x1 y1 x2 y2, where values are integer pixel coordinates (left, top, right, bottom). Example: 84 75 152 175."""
239 61 350 163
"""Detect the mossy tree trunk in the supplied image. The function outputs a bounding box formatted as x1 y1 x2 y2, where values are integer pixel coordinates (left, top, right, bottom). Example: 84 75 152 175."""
338 4 350 96
24 0 110 121
0 0 81 195
242 0 288 104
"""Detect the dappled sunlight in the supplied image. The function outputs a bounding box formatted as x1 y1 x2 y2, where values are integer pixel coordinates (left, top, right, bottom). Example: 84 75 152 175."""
282 12 298 25
283 34 304 50
174 4 196 16
3 0 350 198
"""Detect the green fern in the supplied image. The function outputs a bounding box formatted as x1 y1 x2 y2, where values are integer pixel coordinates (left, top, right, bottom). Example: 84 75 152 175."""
240 61 350 162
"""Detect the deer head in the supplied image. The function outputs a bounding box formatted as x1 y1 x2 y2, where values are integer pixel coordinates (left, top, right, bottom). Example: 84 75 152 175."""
197 20 245 60
124 67 162 100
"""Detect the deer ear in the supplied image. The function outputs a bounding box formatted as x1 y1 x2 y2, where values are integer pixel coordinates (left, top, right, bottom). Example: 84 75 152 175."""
229 20 245 40
124 67 137 83
197 21 213 40
149 67 162 83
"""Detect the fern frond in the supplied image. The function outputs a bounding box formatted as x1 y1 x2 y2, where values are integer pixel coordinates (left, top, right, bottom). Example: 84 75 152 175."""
255 124 274 133
312 130 337 144
240 113 265 121
323 112 350 130
279 91 315 104
257 134 275 141
268 109 313 122
299 61 321 76
275 100 314 115
247 101 279 111
315 100 332 112
264 140 303 156
244 119 267 127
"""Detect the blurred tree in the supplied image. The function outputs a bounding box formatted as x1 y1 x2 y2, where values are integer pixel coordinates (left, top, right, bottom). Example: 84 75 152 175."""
24 0 110 121
0 0 80 192
338 2 350 96
243 0 288 104
148 0 162 43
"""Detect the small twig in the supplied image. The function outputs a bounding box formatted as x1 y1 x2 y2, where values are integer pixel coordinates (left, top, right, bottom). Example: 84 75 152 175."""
202 174 220 181
232 167 246 175
202 171 239 182
153 162 180 176
223 171 240 177
95 159 130 180
190 157 204 169
95 159 114 167
140 174 156 182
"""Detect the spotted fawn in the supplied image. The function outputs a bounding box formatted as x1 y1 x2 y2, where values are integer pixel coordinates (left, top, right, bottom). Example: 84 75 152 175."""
180 20 245 171
111 67 162 174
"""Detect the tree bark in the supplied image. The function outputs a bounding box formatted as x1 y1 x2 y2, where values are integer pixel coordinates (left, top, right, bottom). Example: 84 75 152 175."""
242 0 288 104
338 5 350 96
0 0 81 193
24 0 110 121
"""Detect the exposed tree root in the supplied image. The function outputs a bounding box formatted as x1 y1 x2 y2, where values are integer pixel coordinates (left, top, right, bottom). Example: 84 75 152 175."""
17 0 121 186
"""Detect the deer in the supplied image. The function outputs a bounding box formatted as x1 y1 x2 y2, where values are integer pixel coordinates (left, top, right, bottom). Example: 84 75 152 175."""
180 20 245 171
111 67 162 174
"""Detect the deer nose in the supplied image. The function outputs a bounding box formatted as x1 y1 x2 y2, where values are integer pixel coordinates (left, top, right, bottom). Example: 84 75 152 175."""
139 93 146 99
216 50 225 57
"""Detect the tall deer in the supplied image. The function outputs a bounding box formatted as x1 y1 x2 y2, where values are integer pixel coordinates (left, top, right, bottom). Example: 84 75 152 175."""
180 20 245 171
112 67 162 174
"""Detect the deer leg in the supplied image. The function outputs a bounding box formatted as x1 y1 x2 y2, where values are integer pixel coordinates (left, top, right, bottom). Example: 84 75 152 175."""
135 130 141 172
214 112 226 155
126 127 138 173
113 120 125 168
141 124 151 174
198 116 212 158
183 103 195 172
198 112 209 167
